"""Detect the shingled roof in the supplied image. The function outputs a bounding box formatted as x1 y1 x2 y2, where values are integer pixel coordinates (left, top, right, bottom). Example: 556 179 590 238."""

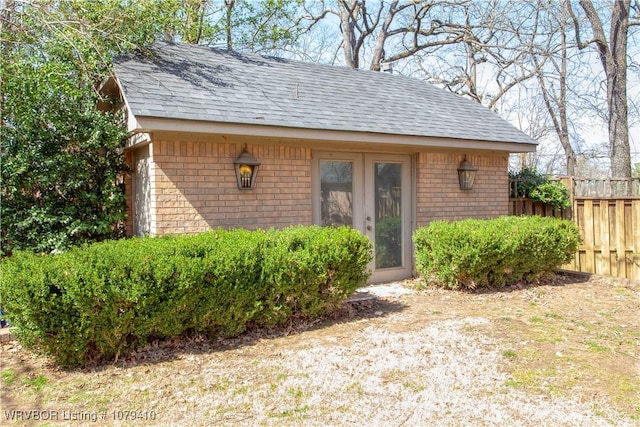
113 42 536 147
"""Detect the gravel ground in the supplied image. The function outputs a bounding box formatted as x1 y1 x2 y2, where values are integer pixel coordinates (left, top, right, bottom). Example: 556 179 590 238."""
172 315 632 426
152 278 636 426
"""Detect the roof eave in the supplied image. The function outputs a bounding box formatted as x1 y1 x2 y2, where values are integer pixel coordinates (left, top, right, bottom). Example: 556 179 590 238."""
128 116 537 153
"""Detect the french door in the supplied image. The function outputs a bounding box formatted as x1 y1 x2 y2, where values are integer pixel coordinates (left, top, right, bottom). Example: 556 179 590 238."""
313 152 412 283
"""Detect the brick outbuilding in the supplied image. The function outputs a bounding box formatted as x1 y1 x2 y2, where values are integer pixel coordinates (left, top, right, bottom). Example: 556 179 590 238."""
107 42 536 282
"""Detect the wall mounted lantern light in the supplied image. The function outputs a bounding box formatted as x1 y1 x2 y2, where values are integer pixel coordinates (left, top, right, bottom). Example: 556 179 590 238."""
457 155 478 191
234 145 261 190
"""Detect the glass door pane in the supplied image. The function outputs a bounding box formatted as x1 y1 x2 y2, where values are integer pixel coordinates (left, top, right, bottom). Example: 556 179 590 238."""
374 162 402 269
314 152 411 283
320 160 353 227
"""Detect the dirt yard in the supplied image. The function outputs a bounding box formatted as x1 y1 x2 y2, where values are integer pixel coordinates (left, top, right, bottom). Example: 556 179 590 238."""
1 272 638 426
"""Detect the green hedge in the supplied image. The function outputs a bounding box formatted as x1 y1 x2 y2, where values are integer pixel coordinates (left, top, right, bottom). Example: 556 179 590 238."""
413 216 580 290
0 226 371 367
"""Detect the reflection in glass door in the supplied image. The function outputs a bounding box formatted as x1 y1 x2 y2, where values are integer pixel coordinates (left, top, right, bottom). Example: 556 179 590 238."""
319 161 353 227
374 162 402 269
365 154 411 282
313 152 411 283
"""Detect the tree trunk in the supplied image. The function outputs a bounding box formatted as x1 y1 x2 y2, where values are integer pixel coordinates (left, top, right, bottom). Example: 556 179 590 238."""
558 22 576 177
578 0 631 178
338 0 358 69
605 0 631 178
225 0 235 50
369 1 398 71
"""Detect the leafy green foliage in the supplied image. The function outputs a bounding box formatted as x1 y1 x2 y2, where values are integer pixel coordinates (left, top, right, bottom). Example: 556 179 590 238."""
413 216 580 290
0 1 304 255
509 167 549 198
1 61 128 253
509 167 571 211
0 2 157 254
0 226 371 367
530 182 571 210
216 0 304 51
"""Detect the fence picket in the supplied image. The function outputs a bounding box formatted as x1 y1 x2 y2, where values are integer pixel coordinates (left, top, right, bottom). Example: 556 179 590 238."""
596 200 613 275
633 200 640 279
583 200 595 274
615 200 625 277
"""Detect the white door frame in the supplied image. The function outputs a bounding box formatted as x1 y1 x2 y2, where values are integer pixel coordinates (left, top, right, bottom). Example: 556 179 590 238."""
312 151 413 283
363 153 413 283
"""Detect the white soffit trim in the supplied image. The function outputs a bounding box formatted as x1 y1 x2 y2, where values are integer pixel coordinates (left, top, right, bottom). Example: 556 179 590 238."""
133 116 538 153
126 132 152 148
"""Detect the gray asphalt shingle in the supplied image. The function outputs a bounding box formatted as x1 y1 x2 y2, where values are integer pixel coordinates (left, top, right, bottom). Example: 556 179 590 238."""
114 42 536 145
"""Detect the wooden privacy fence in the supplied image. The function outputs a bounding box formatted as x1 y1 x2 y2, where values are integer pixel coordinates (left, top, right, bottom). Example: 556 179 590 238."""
508 198 570 219
574 177 640 198
509 177 640 280
567 198 640 279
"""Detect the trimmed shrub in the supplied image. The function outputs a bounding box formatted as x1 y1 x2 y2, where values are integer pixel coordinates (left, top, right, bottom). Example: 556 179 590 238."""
0 226 371 367
413 216 580 290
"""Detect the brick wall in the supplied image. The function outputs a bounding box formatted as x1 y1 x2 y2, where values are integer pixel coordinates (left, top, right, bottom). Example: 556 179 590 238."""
416 152 508 226
150 140 312 235
124 141 510 236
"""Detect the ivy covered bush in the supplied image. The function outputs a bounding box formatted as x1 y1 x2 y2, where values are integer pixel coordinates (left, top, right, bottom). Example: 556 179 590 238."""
0 226 371 367
413 216 580 290
508 167 548 198
530 182 571 210
509 167 571 210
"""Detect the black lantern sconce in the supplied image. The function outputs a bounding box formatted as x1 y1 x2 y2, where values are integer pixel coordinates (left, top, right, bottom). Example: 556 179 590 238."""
457 155 478 191
234 145 261 190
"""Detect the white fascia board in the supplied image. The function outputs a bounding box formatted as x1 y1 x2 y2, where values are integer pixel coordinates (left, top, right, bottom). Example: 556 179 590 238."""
113 74 142 134
132 116 538 153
